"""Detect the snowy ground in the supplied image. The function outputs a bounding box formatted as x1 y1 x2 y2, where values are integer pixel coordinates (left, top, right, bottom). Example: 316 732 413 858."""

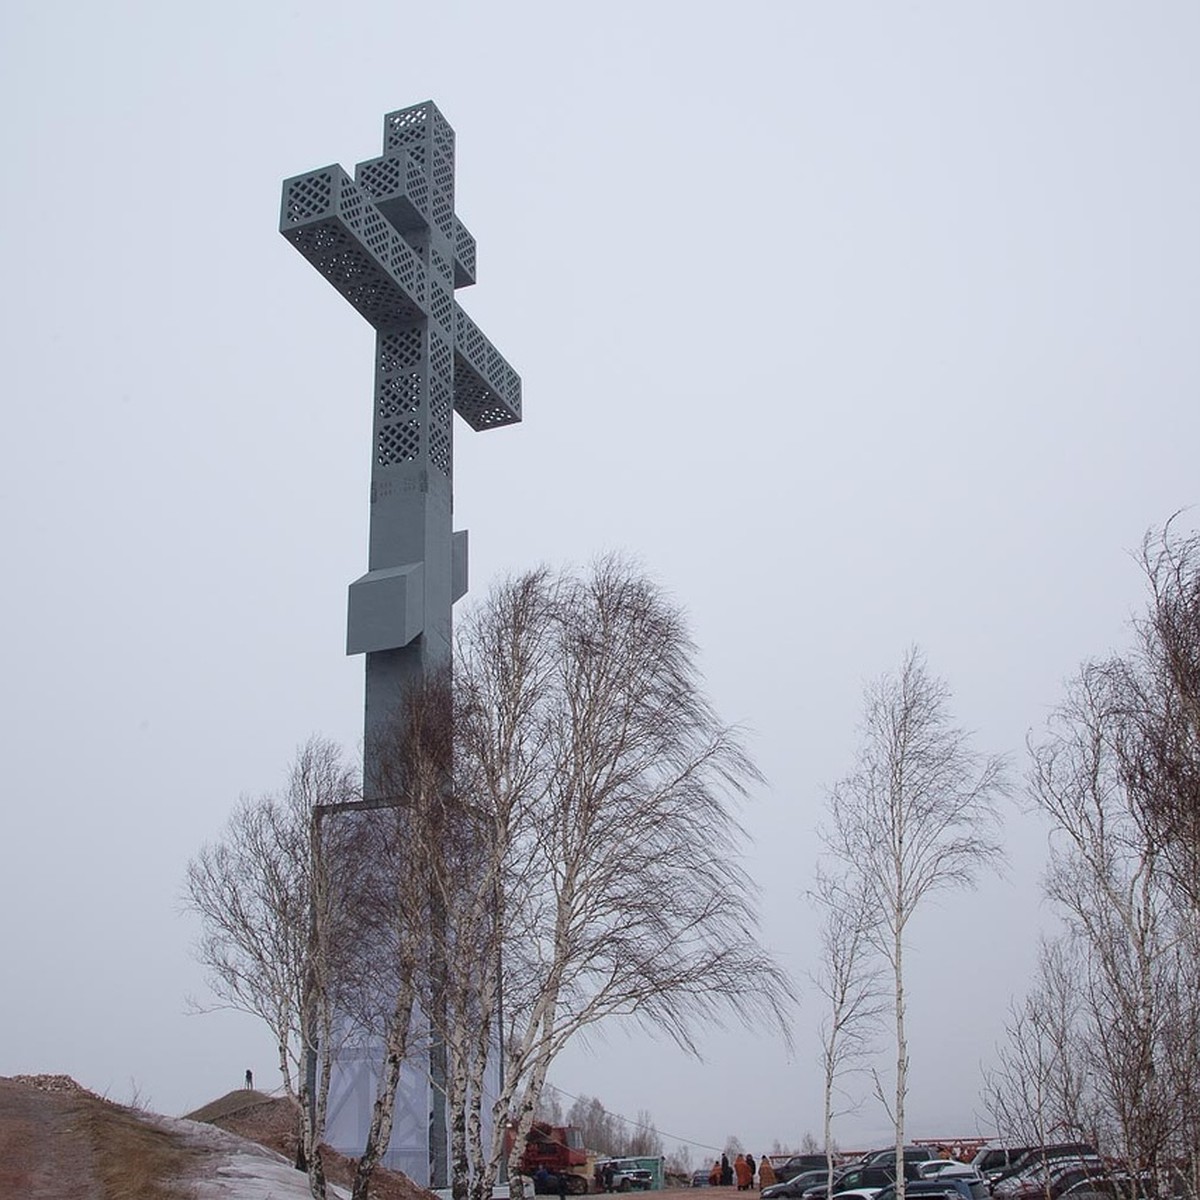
154 1113 351 1199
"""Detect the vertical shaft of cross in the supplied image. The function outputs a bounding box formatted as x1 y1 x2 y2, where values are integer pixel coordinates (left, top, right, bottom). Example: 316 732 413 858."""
364 113 457 1188
360 106 459 773
362 305 455 775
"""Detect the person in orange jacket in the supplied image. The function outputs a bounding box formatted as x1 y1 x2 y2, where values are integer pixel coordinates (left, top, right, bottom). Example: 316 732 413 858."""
735 1155 752 1190
758 1158 777 1189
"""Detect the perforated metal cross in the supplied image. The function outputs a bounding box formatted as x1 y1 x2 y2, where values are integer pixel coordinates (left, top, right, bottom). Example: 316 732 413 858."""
278 103 521 1185
280 100 520 712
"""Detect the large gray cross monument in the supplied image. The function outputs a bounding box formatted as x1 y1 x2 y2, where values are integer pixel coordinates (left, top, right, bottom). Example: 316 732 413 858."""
280 101 521 1186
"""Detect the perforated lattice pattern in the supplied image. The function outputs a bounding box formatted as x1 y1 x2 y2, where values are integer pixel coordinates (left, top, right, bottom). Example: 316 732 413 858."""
456 307 486 365
357 154 429 232
454 378 521 429
379 328 423 374
454 219 476 283
338 177 393 263
284 172 334 224
377 419 420 466
427 330 453 477
453 307 521 429
377 371 421 420
431 149 455 239
357 155 401 198
405 154 429 215
384 105 429 159
431 247 453 285
429 333 452 381
287 222 423 328
430 108 454 157
430 278 454 334
504 365 521 405
389 237 426 305
429 381 452 476
377 328 424 424
283 167 433 329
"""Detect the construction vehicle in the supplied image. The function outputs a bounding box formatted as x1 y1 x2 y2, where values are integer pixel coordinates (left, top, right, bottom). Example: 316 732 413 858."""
514 1121 591 1194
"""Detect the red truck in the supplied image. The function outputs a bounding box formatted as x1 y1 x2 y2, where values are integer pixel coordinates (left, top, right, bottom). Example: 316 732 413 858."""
515 1122 591 1194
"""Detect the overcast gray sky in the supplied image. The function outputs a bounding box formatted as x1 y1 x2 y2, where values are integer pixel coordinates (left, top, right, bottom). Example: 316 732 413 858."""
2 0 1198 1162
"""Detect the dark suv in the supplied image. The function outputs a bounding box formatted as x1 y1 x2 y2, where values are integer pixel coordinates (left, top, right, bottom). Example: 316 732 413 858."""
763 1171 829 1200
777 1157 834 1183
865 1148 937 1168
801 1162 923 1200
972 1148 1035 1183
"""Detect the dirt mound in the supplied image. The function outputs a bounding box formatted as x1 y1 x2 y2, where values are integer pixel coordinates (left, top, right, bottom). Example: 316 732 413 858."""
188 1088 436 1200
320 1143 440 1200
2 1075 475 1200
185 1088 296 1152
0 1075 199 1199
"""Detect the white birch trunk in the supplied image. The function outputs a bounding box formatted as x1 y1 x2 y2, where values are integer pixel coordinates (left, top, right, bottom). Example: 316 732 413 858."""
350 971 416 1200
823 1060 836 1200
894 918 906 1200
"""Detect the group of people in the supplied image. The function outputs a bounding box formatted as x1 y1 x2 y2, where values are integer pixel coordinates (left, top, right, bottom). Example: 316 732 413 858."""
708 1153 775 1190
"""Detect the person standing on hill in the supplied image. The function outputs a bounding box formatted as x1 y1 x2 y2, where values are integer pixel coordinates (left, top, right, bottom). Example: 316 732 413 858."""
721 1155 733 1187
747 1155 757 1188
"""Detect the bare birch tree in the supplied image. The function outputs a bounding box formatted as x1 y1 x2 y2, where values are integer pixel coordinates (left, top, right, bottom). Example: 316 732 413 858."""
992 520 1200 1195
626 1111 664 1158
456 558 793 1200
982 939 1096 1150
1111 519 1200 913
185 736 359 1200
451 570 559 1200
823 647 1006 1200
811 870 884 1199
1028 661 1200 1182
566 1094 626 1157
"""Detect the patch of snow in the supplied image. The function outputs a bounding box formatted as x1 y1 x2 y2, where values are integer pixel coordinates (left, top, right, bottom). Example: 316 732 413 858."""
150 1112 350 1199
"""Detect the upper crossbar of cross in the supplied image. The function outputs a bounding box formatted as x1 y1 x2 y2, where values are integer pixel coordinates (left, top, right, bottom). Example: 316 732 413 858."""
279 101 521 433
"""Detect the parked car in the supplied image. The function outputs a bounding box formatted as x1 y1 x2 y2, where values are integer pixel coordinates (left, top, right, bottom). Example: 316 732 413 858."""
991 1145 1100 1188
865 1149 936 1168
597 1160 653 1192
993 1158 1108 1200
874 1179 990 1200
692 1169 712 1188
763 1171 831 1200
777 1157 835 1183
803 1163 922 1200
918 1163 979 1181
972 1146 1037 1184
